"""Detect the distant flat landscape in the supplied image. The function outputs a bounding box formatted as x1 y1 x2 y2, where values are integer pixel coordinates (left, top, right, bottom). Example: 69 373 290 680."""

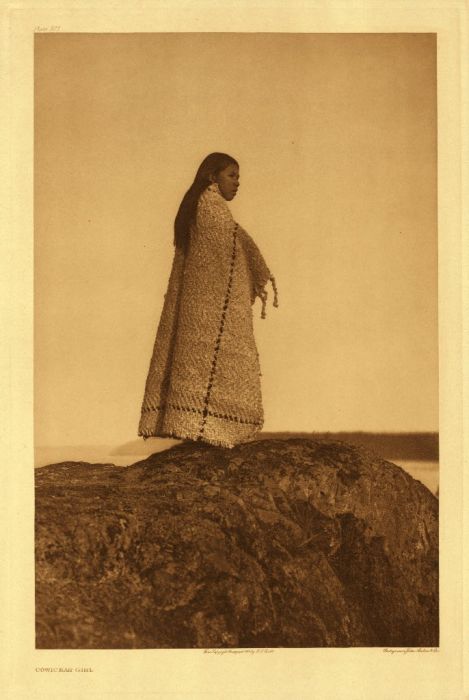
253 432 439 461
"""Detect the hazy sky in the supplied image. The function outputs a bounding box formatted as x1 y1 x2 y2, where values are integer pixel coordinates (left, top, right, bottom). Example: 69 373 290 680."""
34 33 437 447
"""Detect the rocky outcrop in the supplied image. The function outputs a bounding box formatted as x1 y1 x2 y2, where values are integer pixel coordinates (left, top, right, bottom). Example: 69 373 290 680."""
35 438 438 648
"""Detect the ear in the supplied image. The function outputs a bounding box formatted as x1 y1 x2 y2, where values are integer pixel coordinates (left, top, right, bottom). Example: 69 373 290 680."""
208 173 217 183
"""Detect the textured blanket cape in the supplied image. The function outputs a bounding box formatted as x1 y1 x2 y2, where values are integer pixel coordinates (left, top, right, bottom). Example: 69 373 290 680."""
138 182 278 448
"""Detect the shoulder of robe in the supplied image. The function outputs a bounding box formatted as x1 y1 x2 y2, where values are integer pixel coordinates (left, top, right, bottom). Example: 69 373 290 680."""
197 185 234 228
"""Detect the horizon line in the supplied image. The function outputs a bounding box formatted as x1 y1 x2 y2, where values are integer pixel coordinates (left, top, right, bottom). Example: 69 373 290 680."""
36 430 439 449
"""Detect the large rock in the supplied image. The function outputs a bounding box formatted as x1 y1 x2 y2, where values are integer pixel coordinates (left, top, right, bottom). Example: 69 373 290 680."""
35 438 438 648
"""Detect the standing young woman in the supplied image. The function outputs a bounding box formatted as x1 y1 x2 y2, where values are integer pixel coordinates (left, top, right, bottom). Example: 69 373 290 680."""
138 152 278 448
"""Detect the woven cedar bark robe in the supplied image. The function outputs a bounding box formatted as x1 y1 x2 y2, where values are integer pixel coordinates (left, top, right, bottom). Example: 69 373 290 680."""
138 183 278 448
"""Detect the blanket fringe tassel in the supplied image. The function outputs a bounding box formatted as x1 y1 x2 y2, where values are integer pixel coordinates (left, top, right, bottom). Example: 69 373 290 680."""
259 275 279 319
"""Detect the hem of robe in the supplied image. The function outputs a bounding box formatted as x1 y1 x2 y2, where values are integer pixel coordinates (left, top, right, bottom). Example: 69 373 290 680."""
138 406 263 449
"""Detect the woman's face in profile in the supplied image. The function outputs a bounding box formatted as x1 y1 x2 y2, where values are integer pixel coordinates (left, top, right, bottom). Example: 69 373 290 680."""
213 164 240 201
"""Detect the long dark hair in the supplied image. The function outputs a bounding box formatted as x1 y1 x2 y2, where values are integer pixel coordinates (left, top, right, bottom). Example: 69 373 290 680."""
174 152 239 252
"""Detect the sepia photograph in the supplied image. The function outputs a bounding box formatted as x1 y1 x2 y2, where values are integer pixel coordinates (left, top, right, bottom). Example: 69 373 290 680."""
33 32 440 651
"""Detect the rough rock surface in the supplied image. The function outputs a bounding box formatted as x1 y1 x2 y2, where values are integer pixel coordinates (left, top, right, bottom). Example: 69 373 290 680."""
35 439 438 648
